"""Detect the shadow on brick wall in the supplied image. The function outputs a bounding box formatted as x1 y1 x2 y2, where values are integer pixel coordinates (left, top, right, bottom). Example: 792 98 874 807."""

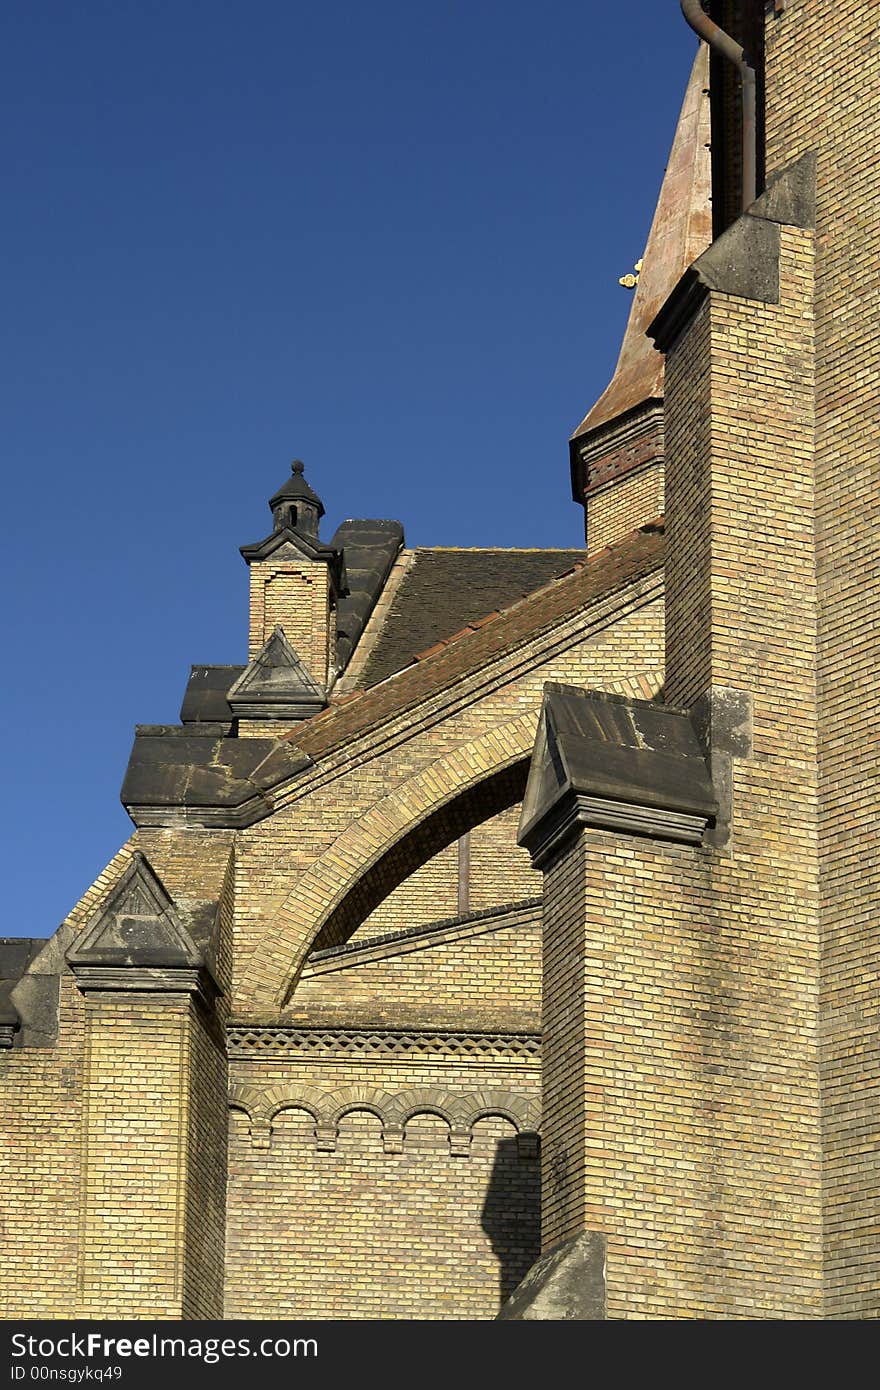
481 1135 541 1309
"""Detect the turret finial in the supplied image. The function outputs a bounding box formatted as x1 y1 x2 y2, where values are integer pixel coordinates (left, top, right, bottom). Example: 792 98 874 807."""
268 459 325 538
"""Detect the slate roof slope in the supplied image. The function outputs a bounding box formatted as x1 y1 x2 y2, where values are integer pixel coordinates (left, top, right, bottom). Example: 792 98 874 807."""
355 547 587 689
292 522 664 761
331 519 404 671
180 665 244 724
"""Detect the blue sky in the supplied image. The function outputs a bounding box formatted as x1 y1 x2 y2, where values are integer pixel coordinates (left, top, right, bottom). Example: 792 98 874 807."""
2 2 696 937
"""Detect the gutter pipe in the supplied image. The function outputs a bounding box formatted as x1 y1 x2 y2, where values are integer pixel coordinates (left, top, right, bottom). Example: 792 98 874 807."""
680 0 757 210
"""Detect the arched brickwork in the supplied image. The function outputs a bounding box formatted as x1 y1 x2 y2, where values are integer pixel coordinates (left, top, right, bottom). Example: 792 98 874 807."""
239 712 539 1010
311 760 526 953
238 673 662 1012
227 1080 539 1151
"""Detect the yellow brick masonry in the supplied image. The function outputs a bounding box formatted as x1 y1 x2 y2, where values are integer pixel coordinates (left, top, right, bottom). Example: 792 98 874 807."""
765 0 880 1319
469 806 536 911
225 1053 540 1320
543 824 824 1319
289 920 542 1030
227 1109 537 1320
587 462 664 557
248 558 332 683
71 830 232 1318
579 211 821 1311
0 832 232 1320
343 802 535 947
74 987 226 1319
218 564 660 1316
355 838 461 939
0 974 86 1319
235 590 665 1010
77 993 192 1318
0 841 136 1319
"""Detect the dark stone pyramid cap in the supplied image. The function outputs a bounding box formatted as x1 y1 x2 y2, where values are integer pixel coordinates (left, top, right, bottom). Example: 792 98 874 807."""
269 460 325 517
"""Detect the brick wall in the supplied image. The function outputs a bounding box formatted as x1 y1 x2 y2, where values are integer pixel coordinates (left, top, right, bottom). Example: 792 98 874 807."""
0 843 138 1319
0 974 85 1318
610 158 823 1314
77 993 195 1318
764 0 880 1318
356 840 460 938
469 806 537 912
76 990 226 1320
248 557 332 681
291 916 541 1031
586 463 664 556
225 1054 540 1319
539 840 586 1250
539 820 823 1319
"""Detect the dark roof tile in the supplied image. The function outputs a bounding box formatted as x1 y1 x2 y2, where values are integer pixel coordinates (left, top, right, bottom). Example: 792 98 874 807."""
357 547 587 688
292 523 664 761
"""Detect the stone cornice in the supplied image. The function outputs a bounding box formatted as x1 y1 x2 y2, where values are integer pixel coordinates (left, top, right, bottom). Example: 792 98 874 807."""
522 788 711 870
518 685 717 867
69 963 219 1008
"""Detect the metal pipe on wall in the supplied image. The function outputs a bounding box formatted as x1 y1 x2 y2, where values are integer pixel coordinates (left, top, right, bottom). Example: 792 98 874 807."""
680 0 757 211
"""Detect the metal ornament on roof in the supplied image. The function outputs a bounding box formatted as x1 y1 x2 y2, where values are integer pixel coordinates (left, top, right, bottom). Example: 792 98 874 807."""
618 257 643 289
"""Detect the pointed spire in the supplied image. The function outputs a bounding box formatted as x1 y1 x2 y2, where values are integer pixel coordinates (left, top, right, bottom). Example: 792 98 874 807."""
568 45 711 552
241 459 342 575
572 45 712 440
269 460 325 538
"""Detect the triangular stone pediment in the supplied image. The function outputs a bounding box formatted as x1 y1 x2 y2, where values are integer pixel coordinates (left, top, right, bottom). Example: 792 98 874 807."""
67 853 201 969
239 527 338 565
227 627 327 720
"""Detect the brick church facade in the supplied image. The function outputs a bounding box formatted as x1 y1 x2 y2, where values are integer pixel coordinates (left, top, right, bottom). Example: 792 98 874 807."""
2 1 878 1319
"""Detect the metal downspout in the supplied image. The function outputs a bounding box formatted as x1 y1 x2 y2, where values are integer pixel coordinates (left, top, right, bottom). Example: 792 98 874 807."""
680 0 757 210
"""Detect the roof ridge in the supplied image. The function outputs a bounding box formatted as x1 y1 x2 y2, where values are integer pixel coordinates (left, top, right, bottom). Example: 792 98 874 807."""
412 545 586 554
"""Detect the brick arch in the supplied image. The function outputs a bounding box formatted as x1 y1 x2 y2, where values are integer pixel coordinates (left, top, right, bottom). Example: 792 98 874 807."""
384 1087 461 1128
456 1090 541 1133
265 1086 327 1125
239 711 539 1011
312 759 526 954
228 1082 265 1122
325 1084 393 1127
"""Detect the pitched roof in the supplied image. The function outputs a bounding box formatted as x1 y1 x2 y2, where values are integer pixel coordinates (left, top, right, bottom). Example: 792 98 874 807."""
331 518 405 670
292 522 664 761
355 547 587 689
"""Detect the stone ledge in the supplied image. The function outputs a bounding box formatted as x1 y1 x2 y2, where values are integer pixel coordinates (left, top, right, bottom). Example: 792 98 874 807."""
303 898 541 975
